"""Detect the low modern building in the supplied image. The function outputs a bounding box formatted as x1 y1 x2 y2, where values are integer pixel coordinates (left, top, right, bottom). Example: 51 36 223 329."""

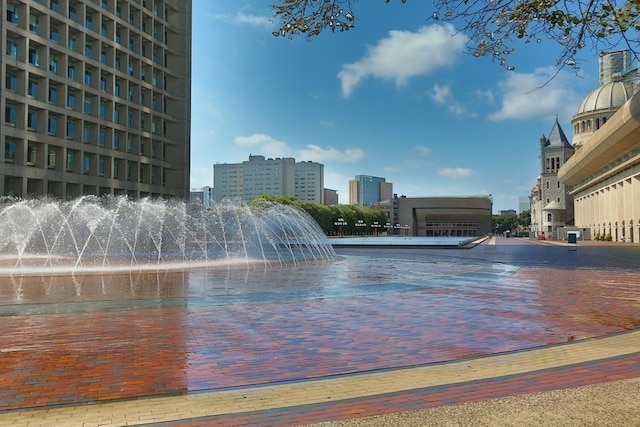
395 196 493 237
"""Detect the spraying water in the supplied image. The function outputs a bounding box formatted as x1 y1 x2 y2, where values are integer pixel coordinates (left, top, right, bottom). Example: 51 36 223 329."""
0 196 336 275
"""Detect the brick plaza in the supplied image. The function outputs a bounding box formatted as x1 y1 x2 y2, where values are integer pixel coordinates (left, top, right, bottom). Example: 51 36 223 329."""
0 237 639 425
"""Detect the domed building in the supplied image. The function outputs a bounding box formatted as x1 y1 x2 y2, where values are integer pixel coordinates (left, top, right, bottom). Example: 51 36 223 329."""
557 50 640 242
571 51 636 147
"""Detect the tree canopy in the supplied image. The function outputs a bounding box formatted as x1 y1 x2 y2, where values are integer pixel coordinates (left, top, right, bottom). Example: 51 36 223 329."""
249 194 388 235
271 0 640 70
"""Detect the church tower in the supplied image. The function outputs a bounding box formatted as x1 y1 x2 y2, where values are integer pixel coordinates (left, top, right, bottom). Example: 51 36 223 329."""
530 118 574 239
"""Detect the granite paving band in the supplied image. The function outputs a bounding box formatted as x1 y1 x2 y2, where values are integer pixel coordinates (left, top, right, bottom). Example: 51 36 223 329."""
1 330 639 426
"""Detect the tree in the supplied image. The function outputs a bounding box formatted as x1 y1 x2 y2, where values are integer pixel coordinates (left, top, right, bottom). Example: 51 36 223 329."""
249 194 388 235
271 0 640 71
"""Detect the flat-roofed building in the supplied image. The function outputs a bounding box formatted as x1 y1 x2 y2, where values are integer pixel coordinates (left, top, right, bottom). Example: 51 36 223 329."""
213 154 325 203
1 0 192 200
395 195 493 237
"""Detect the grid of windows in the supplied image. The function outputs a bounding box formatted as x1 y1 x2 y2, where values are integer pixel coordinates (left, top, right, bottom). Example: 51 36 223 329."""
1 0 191 199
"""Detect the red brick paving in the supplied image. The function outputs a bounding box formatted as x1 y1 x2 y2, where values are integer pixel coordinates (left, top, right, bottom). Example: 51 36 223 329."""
0 239 639 423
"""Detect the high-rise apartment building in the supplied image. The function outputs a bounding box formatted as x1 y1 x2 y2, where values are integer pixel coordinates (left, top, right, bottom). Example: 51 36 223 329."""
213 154 325 203
349 175 392 206
1 0 192 200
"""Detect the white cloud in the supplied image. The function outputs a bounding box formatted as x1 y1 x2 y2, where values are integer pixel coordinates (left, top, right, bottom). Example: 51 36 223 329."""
297 144 365 162
234 133 289 156
428 84 476 117
212 12 272 27
437 167 475 178
429 84 452 104
338 24 468 97
474 89 495 103
489 67 582 121
415 146 431 156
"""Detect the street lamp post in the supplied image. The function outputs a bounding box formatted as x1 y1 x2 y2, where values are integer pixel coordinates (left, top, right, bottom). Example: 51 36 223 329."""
355 219 367 235
334 217 347 236
371 221 381 236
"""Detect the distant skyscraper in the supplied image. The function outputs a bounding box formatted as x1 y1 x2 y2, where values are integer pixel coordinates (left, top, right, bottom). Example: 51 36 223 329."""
1 0 192 200
348 175 392 206
518 196 531 213
213 155 324 203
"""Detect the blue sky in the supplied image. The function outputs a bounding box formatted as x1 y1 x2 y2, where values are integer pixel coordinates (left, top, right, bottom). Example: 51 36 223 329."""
189 1 602 212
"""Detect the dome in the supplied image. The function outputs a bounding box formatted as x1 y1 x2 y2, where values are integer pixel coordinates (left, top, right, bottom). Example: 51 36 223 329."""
576 81 632 114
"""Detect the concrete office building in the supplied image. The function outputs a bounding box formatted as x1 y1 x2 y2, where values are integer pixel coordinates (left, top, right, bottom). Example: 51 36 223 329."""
348 175 392 206
213 154 325 203
1 0 192 200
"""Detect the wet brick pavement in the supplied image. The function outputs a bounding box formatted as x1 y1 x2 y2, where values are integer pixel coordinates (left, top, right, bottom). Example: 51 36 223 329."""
0 237 639 424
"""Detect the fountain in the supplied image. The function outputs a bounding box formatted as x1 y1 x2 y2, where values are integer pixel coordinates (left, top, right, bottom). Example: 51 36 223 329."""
0 196 336 275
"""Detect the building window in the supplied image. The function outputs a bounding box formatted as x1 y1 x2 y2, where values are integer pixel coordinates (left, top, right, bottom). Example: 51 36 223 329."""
5 140 17 162
29 47 40 66
27 142 37 165
99 128 106 146
50 0 59 12
48 148 56 168
101 22 108 37
6 37 18 58
99 103 106 119
48 115 57 135
66 120 75 138
68 5 76 20
98 157 105 176
83 155 90 174
6 4 18 24
84 97 92 114
113 159 119 178
50 25 59 42
85 70 92 86
5 70 17 91
49 54 59 73
28 79 39 97
100 75 107 91
547 213 552 222
100 50 107 64
85 42 92 57
114 132 120 149
27 109 38 129
67 90 75 109
68 62 76 79
48 85 58 103
83 125 91 142
5 104 17 125
66 151 74 170
29 14 39 34
86 13 93 30
68 33 76 50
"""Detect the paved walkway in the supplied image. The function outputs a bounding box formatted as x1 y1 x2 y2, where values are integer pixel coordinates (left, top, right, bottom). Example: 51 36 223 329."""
0 237 639 426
